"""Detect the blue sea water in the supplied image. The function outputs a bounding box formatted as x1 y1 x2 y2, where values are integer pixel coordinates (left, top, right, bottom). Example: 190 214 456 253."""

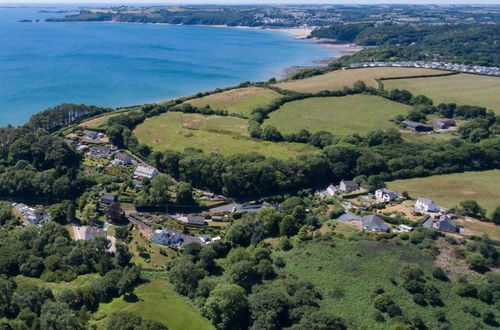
0 6 333 126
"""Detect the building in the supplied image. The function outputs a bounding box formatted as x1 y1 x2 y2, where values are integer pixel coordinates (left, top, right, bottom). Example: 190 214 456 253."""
432 119 456 129
402 120 434 132
415 198 440 213
86 146 112 159
375 188 399 202
13 203 50 225
152 229 183 246
186 215 207 226
114 152 132 165
422 215 462 234
339 180 359 193
100 192 117 211
326 184 340 196
84 227 107 240
82 130 99 140
361 214 391 233
134 165 159 180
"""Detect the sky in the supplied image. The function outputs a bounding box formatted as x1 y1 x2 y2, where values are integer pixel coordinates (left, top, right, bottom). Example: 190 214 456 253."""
1 0 499 4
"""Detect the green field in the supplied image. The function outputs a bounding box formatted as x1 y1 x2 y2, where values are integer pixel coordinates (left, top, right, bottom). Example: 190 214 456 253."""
95 279 213 330
387 170 500 216
186 87 283 117
134 112 317 158
277 67 446 93
15 274 100 296
384 73 500 113
264 95 410 135
276 238 493 329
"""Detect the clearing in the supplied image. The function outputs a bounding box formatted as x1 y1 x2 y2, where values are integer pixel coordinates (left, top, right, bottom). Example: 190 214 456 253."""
95 277 213 330
276 67 446 93
134 112 317 159
387 170 500 217
275 238 494 329
384 73 500 113
186 87 283 117
264 95 410 135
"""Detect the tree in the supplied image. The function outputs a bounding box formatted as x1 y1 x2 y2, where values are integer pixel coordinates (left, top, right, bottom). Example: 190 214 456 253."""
460 200 486 219
261 126 283 142
107 202 124 223
0 276 16 318
280 215 297 237
176 182 195 206
114 243 132 268
148 175 172 206
226 261 259 291
202 284 249 330
294 310 346 330
106 311 167 330
491 206 500 224
169 256 206 297
40 301 84 330
466 253 487 271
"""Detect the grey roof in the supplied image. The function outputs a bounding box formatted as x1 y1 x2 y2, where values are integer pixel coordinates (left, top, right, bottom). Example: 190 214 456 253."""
342 180 359 190
337 212 362 222
422 215 458 233
100 192 116 203
417 198 434 206
115 152 130 160
85 227 107 240
362 214 391 232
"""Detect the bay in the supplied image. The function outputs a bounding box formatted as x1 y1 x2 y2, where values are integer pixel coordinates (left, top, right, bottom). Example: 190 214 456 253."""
0 6 334 126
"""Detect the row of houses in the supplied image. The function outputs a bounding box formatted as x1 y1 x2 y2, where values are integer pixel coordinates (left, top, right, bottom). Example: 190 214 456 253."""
349 61 500 77
322 179 360 197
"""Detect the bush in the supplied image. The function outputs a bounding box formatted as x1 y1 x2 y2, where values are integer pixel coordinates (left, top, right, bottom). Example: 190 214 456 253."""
413 293 427 306
386 304 403 318
373 294 394 312
454 282 478 298
432 267 448 281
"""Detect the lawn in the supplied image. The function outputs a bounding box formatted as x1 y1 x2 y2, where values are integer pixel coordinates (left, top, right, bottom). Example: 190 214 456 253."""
95 279 213 330
387 170 500 217
275 238 495 329
134 112 317 159
186 87 283 117
80 111 131 129
276 67 446 93
15 274 101 296
264 95 410 135
384 73 500 113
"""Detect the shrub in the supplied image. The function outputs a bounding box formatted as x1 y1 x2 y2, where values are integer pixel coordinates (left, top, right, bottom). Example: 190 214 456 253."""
432 267 448 281
386 304 403 318
373 294 394 312
413 293 427 306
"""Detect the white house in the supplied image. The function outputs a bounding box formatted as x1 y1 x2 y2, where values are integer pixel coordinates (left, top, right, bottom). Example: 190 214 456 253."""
375 188 399 202
114 152 132 165
415 198 440 213
134 165 158 180
326 184 340 196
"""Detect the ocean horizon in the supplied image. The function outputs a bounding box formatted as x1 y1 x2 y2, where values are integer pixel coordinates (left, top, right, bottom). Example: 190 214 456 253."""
0 6 335 126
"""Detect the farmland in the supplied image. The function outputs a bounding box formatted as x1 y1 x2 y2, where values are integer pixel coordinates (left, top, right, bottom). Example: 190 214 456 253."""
387 170 500 216
134 112 317 158
95 276 213 330
384 73 500 113
264 95 410 135
275 238 493 329
186 87 283 116
276 67 446 93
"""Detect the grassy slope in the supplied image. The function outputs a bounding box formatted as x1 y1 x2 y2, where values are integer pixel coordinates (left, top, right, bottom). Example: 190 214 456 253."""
276 238 494 329
96 280 213 330
276 67 445 93
186 87 283 117
387 170 500 216
134 112 317 159
14 274 100 296
384 74 500 113
265 95 410 135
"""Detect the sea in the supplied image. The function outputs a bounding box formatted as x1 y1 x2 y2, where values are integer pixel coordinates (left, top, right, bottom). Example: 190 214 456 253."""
0 6 335 126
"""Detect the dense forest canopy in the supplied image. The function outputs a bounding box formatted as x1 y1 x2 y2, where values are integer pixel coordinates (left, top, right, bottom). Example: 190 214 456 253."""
312 24 500 66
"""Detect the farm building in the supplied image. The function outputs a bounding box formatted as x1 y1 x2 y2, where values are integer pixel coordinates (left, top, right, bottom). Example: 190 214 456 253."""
432 119 456 129
402 120 433 132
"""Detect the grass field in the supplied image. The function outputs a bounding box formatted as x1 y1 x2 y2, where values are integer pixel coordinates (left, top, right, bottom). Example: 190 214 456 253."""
95 279 213 330
186 87 283 117
276 67 446 93
387 170 500 217
80 112 129 129
134 112 317 159
276 238 494 329
264 95 410 135
384 73 500 113
15 274 101 296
